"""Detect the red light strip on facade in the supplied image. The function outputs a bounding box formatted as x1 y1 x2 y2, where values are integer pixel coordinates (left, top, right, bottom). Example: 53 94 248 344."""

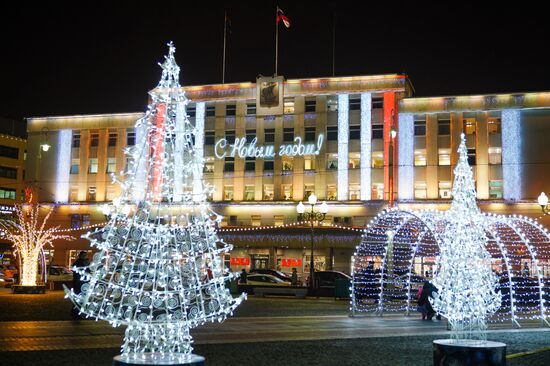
152 103 166 202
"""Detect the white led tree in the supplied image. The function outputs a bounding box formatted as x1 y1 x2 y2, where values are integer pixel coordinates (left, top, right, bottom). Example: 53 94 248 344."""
65 42 245 364
430 134 501 341
0 204 73 287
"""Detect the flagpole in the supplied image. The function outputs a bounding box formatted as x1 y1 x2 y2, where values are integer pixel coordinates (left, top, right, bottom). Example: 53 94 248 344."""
332 11 336 77
275 8 279 76
222 11 227 84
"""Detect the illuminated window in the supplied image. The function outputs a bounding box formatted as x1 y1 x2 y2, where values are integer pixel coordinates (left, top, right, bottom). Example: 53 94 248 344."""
88 158 98 174
349 153 360 169
327 184 337 200
282 156 293 171
488 118 501 134
0 188 16 200
69 186 79 202
106 157 116 174
304 184 315 200
372 151 384 168
438 119 450 135
223 186 234 201
244 185 255 201
281 184 293 200
414 182 427 199
304 156 316 171
371 183 384 199
489 180 503 199
203 157 215 173
439 181 452 199
488 147 502 165
463 119 476 135
87 187 96 202
327 97 338 112
106 186 116 201
70 159 79 174
327 154 338 170
90 133 99 147
349 184 360 200
305 99 316 112
108 133 117 147
274 215 285 226
265 128 275 143
263 184 274 200
414 149 427 166
283 128 294 142
284 98 295 114
251 215 262 227
438 148 451 166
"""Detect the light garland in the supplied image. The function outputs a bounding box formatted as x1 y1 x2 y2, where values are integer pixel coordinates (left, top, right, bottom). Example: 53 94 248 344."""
351 134 550 332
64 42 245 364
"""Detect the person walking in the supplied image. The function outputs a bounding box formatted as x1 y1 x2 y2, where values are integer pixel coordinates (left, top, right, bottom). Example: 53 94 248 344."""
419 281 441 320
417 285 427 320
239 269 248 284
291 268 298 286
71 251 89 319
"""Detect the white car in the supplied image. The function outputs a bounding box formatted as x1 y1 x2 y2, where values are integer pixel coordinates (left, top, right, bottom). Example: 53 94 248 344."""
246 274 290 287
47 266 73 282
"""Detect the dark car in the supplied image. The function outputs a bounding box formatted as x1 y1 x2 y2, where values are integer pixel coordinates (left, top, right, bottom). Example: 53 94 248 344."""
313 270 351 287
249 269 292 283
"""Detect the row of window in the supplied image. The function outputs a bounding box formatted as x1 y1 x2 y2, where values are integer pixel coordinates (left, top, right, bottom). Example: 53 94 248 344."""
0 187 16 200
71 132 136 148
225 215 354 227
413 147 502 166
414 180 503 199
0 145 19 159
413 118 501 136
0 166 17 179
70 158 117 174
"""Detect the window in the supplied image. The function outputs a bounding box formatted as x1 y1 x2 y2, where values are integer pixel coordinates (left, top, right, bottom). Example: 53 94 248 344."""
372 97 383 109
204 157 215 173
246 129 256 143
229 215 237 226
488 147 502 165
244 185 255 201
349 153 360 169
349 98 361 111
224 157 234 172
349 125 360 140
224 186 234 201
372 125 383 139
488 118 501 134
263 159 274 171
284 99 295 114
414 119 426 136
106 157 116 173
414 149 427 166
245 157 255 171
463 119 476 135
438 148 451 166
438 120 450 135
246 103 256 115
0 145 19 159
87 187 96 201
282 157 293 171
327 98 338 112
205 131 215 145
327 126 338 141
304 156 316 170
349 184 360 200
305 127 316 142
263 184 274 200
126 131 135 146
226 104 236 116
71 214 82 229
372 151 384 168
0 166 17 179
327 184 337 200
489 180 503 199
106 186 116 201
281 184 292 200
274 215 284 226
304 184 315 200
439 181 452 199
327 154 338 170
72 133 81 148
371 183 384 199
264 128 275 143
0 188 16 200
225 130 235 144
88 158 98 173
283 128 294 142
69 186 78 202
187 106 196 118
467 148 476 165
305 99 316 112
251 215 262 227
90 133 99 147
206 105 215 117
414 182 427 199
108 133 117 147
70 159 79 174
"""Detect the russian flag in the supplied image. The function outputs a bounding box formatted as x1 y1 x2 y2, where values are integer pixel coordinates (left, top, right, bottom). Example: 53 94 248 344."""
277 7 291 28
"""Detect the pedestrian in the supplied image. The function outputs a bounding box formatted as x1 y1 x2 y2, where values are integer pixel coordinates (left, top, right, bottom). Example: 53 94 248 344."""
239 269 247 284
417 285 427 320
71 251 89 319
291 268 298 286
419 281 441 320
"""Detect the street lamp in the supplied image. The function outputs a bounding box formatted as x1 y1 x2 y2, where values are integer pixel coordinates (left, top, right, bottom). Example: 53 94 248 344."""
296 194 328 293
538 192 549 214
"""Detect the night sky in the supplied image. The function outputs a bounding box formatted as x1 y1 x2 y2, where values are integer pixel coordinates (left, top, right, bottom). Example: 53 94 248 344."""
1 1 548 121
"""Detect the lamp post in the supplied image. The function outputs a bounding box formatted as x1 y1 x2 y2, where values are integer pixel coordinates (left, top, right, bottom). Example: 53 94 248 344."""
538 192 549 215
296 194 328 293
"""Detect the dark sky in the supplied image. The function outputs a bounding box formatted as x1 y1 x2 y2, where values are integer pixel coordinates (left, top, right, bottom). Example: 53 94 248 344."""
1 1 549 121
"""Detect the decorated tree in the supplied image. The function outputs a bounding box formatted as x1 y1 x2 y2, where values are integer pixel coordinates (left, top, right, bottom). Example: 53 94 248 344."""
65 43 245 363
431 134 501 341
0 204 73 286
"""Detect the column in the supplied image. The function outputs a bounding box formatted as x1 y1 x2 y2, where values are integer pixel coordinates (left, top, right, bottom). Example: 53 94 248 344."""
426 114 438 199
337 94 349 201
78 130 90 201
191 102 205 201
397 113 414 200
383 92 397 201
360 93 372 200
315 96 328 199
134 118 148 201
450 112 462 167
293 96 305 201
55 129 72 203
194 102 206 158
476 112 489 199
501 110 521 200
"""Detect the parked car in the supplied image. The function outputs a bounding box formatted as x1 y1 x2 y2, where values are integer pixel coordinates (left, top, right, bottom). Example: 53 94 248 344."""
311 270 351 287
246 274 291 287
0 271 15 288
47 266 73 282
249 269 292 283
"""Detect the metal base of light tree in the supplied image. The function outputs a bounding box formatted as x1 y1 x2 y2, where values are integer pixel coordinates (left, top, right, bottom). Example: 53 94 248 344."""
113 353 205 366
11 284 46 294
433 339 506 366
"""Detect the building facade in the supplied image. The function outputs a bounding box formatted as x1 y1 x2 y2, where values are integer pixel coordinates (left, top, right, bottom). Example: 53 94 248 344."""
24 75 550 279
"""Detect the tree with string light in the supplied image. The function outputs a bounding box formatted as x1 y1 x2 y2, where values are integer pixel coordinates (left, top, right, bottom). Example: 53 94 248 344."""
65 42 244 365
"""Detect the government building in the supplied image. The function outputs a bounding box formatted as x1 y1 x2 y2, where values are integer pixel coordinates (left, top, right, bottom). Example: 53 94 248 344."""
24 74 550 279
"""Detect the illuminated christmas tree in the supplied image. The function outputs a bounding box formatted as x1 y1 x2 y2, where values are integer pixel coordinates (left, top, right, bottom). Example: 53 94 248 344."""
431 134 501 341
65 42 245 364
